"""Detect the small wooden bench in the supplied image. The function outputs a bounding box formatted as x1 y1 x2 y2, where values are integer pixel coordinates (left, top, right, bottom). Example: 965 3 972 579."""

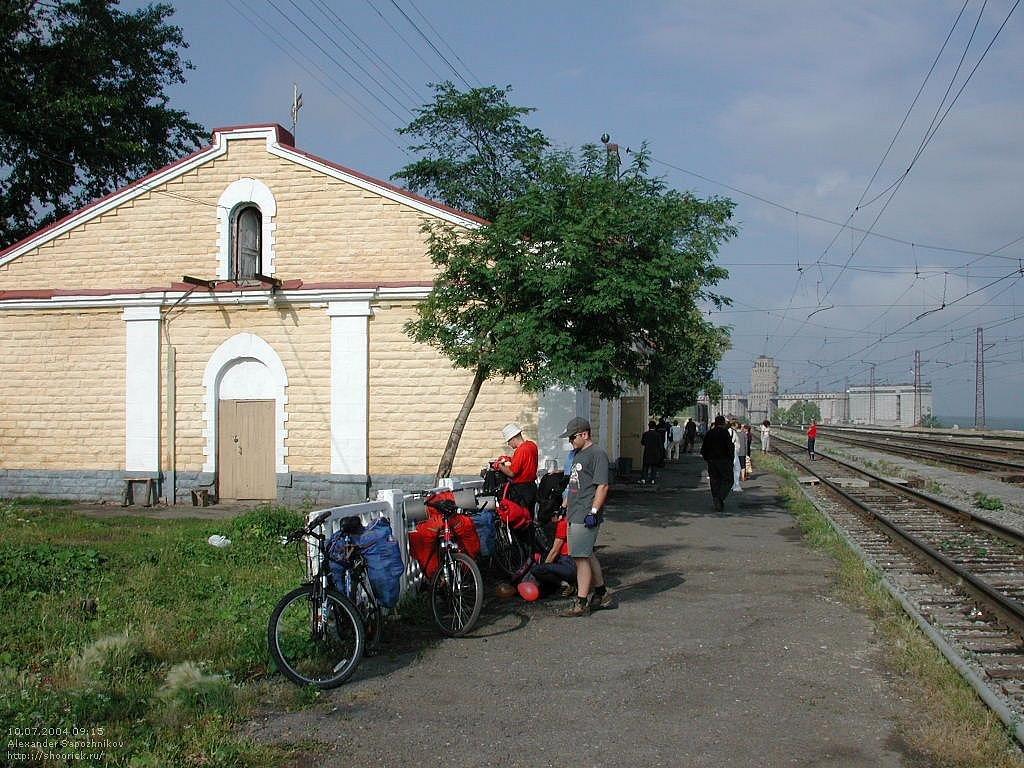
190 488 211 507
122 477 158 507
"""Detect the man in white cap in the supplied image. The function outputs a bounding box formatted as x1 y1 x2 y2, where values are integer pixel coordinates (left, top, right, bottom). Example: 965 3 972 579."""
497 422 539 513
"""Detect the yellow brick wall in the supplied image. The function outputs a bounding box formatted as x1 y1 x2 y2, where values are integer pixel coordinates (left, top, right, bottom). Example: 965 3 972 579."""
368 304 537 475
164 304 331 473
0 138 454 291
0 309 125 468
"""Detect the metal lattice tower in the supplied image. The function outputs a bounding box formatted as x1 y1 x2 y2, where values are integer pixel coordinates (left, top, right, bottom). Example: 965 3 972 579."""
975 327 985 428
913 350 922 426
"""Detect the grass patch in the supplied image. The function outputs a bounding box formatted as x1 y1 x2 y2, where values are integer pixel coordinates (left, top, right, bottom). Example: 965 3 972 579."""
0 499 331 766
974 492 1005 511
759 455 1024 768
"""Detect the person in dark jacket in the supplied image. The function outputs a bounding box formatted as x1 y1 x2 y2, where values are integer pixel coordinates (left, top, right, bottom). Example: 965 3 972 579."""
700 415 735 511
640 420 665 485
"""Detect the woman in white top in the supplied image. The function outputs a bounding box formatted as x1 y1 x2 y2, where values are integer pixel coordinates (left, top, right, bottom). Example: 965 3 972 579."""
729 421 744 492
760 420 771 453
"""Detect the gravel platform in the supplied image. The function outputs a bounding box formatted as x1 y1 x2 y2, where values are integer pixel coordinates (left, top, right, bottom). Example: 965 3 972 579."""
248 455 922 767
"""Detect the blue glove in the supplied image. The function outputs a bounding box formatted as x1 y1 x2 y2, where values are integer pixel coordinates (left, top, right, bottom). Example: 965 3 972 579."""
584 511 600 529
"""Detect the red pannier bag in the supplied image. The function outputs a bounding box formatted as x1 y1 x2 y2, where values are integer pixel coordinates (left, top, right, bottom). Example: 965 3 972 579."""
497 484 532 530
409 491 482 580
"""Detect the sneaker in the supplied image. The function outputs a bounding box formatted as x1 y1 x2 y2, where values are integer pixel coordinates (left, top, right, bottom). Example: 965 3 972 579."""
559 582 576 598
558 599 591 617
591 590 616 610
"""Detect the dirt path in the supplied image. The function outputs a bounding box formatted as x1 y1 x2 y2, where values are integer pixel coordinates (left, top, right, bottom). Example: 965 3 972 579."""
247 456 920 767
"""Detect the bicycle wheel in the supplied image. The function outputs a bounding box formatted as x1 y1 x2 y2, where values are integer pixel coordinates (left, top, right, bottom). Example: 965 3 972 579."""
268 585 365 688
353 572 383 650
493 521 530 578
430 552 483 638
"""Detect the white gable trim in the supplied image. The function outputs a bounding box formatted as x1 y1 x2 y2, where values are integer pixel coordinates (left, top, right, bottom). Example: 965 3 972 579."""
0 124 480 271
216 178 278 279
202 332 289 475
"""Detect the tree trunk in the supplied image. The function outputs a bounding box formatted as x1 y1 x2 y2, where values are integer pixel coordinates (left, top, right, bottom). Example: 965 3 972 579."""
435 364 489 483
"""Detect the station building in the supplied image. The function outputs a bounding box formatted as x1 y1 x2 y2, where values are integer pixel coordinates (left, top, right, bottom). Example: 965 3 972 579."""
0 124 642 504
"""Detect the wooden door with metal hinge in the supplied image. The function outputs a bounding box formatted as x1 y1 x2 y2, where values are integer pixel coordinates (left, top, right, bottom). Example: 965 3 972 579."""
218 399 276 500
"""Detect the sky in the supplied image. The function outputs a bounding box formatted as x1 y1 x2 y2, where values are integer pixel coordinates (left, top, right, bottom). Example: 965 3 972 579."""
125 0 1024 420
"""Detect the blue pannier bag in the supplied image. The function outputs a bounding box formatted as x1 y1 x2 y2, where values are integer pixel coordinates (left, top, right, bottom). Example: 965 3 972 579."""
356 517 405 609
470 508 496 557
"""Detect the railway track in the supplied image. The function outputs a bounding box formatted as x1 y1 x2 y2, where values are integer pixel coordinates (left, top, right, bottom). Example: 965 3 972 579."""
771 434 1024 743
777 425 1024 477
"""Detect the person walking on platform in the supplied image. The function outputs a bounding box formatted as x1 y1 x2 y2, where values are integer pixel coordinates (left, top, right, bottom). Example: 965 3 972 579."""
558 417 613 617
683 418 697 454
807 420 818 461
701 415 735 512
761 420 771 453
640 420 664 485
669 419 684 460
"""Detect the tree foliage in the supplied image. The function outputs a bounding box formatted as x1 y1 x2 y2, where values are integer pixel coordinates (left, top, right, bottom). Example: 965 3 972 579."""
393 82 549 222
772 401 821 426
395 84 735 478
648 313 730 416
0 0 205 248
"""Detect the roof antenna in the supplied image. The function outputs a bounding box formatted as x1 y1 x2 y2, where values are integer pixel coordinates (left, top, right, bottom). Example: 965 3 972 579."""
290 83 303 139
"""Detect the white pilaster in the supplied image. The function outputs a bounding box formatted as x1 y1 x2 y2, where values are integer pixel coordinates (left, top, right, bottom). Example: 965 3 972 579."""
123 306 162 472
328 301 372 475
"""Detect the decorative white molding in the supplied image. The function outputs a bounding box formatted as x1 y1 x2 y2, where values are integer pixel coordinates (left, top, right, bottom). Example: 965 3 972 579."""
216 178 278 279
201 333 289 474
123 308 161 472
328 304 371 475
0 287 418 312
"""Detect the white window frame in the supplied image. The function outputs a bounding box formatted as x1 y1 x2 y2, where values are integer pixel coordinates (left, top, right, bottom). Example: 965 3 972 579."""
216 178 277 280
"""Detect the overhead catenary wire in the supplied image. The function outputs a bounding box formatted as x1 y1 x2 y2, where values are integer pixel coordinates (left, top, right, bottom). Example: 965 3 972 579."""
387 0 473 88
363 0 446 82
309 0 427 104
404 0 482 86
284 0 418 117
268 0 409 122
227 0 408 153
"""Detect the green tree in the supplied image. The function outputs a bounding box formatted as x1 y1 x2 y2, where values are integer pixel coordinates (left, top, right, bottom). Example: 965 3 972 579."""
705 380 724 407
1 0 205 248
771 405 789 425
396 87 736 479
648 312 730 417
393 82 549 222
919 413 944 428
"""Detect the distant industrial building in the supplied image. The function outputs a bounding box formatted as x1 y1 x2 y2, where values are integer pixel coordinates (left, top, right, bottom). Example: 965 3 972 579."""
695 356 934 428
848 384 933 428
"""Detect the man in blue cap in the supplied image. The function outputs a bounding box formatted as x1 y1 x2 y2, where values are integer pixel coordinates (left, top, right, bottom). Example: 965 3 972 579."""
557 416 614 617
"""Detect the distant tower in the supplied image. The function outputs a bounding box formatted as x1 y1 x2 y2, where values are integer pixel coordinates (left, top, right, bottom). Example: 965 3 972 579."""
749 356 779 424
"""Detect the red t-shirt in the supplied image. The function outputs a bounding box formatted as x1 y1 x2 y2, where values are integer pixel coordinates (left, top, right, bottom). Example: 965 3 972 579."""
555 517 570 556
508 439 539 484
807 425 818 439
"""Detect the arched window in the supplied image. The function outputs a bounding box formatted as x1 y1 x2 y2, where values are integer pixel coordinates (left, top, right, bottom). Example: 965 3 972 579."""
232 205 262 280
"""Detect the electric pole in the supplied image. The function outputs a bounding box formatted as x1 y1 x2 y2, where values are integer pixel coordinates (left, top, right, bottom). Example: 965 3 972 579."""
913 350 921 427
869 363 876 425
975 327 985 428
